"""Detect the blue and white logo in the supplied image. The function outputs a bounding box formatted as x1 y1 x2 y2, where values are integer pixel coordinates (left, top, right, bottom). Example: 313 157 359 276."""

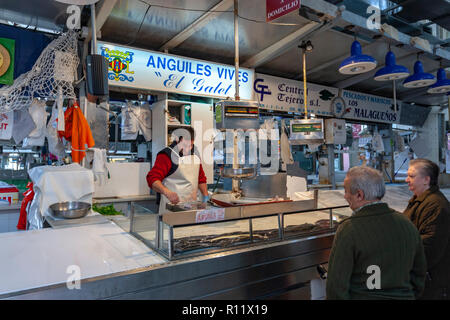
254 78 271 101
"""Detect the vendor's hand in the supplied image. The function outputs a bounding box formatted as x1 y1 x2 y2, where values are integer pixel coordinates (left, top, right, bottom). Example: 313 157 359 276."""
166 190 180 204
202 195 210 203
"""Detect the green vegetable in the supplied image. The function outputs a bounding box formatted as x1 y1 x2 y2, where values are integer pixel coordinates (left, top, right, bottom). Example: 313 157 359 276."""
92 204 123 215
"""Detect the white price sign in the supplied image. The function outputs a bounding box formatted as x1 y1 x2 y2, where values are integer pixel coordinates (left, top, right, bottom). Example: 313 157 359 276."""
195 207 225 223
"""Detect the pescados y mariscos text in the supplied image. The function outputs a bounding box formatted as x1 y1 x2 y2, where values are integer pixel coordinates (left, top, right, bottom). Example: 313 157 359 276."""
146 54 250 96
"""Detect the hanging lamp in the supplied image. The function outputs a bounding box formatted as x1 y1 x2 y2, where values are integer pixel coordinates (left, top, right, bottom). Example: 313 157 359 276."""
339 40 377 75
427 67 450 94
403 55 436 88
374 50 409 81
373 48 409 113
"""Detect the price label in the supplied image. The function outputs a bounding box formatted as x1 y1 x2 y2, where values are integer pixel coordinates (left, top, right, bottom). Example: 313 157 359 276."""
195 207 225 223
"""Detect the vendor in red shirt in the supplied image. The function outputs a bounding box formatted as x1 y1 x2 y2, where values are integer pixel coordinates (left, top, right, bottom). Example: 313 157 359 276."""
147 127 209 213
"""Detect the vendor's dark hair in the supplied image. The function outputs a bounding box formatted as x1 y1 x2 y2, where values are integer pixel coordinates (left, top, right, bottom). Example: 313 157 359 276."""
410 158 440 186
172 126 195 142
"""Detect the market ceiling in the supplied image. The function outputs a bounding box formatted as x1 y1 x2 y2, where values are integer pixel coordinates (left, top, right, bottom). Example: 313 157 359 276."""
1 0 449 107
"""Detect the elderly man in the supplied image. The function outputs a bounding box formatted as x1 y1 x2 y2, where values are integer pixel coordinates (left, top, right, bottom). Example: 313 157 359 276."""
326 166 427 300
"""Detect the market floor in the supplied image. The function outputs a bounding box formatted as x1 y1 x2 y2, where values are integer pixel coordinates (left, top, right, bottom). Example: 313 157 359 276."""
316 183 450 214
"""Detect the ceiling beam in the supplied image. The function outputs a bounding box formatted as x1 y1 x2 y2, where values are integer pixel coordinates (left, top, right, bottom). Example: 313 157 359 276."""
159 0 233 52
332 51 419 88
241 6 345 69
398 87 430 101
84 0 118 45
301 0 450 61
241 21 322 68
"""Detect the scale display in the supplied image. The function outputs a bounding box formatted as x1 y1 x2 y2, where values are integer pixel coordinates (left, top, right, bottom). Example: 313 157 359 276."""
225 106 259 117
291 123 323 133
289 119 324 144
215 100 260 129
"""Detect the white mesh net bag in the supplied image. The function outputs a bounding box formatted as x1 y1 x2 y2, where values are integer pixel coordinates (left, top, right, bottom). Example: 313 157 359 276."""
0 30 79 113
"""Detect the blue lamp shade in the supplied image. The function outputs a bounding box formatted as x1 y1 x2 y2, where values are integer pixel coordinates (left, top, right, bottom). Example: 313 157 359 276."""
374 51 409 81
403 60 436 88
427 68 450 94
339 40 377 75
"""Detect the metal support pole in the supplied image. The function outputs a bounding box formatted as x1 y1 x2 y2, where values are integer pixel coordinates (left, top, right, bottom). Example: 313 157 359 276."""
314 188 319 209
90 4 97 55
393 80 397 113
155 215 161 249
168 226 174 260
448 95 450 129
329 208 333 229
278 213 284 240
327 144 336 189
114 115 119 154
303 50 308 119
234 0 240 100
232 131 240 193
129 202 135 233
249 218 253 243
390 127 395 182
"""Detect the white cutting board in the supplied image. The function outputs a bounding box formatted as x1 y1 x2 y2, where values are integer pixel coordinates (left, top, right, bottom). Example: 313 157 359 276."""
93 162 150 198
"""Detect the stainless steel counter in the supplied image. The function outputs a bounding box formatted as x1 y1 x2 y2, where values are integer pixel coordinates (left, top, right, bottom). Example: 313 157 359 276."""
45 212 110 229
0 231 334 300
92 194 155 204
1 196 344 300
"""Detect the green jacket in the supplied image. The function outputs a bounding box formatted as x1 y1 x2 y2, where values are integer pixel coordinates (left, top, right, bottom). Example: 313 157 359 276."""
403 185 450 296
326 203 427 300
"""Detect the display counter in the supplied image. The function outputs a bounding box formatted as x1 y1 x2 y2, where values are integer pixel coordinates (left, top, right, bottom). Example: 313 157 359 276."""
0 220 166 297
0 191 350 300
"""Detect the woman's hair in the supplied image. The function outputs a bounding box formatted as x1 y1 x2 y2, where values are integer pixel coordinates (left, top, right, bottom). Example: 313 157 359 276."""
346 166 385 200
409 158 440 186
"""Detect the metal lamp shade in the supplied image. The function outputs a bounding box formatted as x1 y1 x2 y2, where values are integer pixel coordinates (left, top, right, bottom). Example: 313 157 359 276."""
403 60 436 88
427 68 450 94
339 41 377 75
374 51 409 81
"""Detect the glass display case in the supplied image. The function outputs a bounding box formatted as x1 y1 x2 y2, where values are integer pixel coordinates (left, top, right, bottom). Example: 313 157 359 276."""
129 200 349 260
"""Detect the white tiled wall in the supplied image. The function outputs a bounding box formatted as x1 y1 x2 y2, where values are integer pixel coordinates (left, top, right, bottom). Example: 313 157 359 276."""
0 213 21 233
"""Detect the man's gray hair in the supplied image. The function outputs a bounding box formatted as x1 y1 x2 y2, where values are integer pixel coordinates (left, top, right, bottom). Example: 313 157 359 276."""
346 166 385 200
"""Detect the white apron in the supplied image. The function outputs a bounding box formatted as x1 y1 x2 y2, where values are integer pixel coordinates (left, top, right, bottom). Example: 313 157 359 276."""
159 148 201 213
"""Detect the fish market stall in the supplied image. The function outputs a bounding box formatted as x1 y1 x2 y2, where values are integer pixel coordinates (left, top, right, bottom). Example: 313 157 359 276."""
0 188 350 300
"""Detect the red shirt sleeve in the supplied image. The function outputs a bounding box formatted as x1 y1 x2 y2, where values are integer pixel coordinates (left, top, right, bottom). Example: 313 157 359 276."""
198 164 207 184
146 153 172 189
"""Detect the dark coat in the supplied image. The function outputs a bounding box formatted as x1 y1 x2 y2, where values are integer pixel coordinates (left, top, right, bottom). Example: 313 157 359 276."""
327 203 426 300
403 185 450 299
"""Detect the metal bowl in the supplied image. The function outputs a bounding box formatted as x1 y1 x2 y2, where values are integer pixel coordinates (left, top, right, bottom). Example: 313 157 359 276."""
49 201 91 219
221 167 256 179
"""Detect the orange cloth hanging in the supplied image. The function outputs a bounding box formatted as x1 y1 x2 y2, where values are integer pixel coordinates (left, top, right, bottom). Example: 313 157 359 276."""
58 101 95 163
